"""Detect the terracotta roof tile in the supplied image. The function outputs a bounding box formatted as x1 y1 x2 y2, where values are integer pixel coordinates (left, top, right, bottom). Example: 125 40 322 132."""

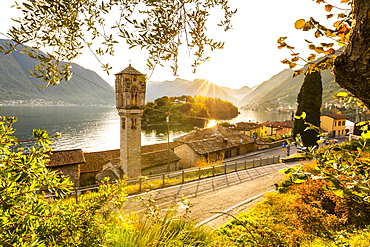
115 64 143 75
48 149 85 167
141 150 180 169
82 149 120 173
260 120 293 128
81 143 181 173
323 114 348 120
174 125 255 155
141 142 180 153
236 122 261 130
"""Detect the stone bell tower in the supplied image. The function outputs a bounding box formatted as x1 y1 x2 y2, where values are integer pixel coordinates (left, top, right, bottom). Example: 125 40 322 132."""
115 64 146 178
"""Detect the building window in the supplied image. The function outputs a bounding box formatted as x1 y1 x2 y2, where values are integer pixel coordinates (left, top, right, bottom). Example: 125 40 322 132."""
122 117 126 129
225 150 232 159
342 120 345 125
204 153 209 162
338 121 341 126
334 121 337 126
131 87 138 106
216 152 221 160
131 119 137 129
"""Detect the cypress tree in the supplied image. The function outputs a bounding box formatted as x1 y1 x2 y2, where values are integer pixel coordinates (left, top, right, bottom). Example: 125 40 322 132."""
293 70 323 147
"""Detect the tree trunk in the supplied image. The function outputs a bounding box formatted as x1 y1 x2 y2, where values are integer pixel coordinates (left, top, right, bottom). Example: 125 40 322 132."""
334 0 370 109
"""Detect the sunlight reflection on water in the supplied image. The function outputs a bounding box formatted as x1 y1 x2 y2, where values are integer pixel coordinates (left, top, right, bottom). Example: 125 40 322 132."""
0 106 292 152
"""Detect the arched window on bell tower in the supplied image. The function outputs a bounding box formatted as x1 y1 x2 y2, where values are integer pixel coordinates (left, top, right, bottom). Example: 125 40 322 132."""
131 87 138 107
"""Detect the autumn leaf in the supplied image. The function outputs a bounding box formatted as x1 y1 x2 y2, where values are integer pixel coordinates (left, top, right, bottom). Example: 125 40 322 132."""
341 0 351 3
315 30 322 38
293 70 304 77
315 47 325 53
325 30 333 37
324 48 335 55
289 62 297 69
326 14 334 19
334 21 342 28
325 4 334 12
308 44 316 50
295 19 306 29
337 92 348 97
307 54 316 61
321 43 334 48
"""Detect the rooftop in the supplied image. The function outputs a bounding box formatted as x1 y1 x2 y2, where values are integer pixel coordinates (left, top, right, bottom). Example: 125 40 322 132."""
322 114 348 120
48 149 85 167
260 120 293 128
115 64 143 75
236 122 261 130
174 125 255 155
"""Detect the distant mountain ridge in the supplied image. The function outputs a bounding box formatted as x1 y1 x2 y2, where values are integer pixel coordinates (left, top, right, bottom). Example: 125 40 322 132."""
146 78 250 106
1 38 344 109
239 68 342 109
0 39 115 105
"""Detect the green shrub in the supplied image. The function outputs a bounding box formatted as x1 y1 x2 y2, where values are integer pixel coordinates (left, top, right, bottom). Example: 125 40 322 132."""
108 195 214 247
0 116 127 246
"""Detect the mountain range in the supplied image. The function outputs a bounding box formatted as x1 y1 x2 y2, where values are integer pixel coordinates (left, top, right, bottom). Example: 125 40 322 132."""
147 68 342 109
146 78 252 106
0 39 115 105
0 38 343 109
238 68 342 109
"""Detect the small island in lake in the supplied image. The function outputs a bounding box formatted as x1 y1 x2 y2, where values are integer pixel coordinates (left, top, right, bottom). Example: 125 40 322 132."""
143 95 239 126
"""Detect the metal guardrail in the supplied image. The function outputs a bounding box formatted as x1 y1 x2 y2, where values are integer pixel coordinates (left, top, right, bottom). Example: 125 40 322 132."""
57 155 281 203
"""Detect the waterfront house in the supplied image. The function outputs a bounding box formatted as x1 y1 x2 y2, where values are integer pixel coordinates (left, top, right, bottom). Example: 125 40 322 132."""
320 114 348 137
81 149 120 186
275 120 293 135
260 120 293 136
173 125 256 169
141 144 181 175
48 149 85 187
235 122 262 137
49 143 180 186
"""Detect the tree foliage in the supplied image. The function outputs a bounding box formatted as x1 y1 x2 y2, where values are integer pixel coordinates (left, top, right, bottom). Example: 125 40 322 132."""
279 0 370 109
293 71 323 147
277 0 352 76
216 152 370 246
0 116 126 246
143 95 238 126
2 0 236 87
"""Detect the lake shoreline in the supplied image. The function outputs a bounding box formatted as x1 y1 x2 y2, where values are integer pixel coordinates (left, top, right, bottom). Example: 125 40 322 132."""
0 106 292 152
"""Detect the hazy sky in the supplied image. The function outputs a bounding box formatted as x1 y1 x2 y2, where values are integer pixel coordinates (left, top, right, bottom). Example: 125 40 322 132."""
0 0 347 89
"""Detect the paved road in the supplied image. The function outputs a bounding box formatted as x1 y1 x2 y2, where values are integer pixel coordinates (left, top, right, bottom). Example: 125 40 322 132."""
224 144 298 163
124 158 300 228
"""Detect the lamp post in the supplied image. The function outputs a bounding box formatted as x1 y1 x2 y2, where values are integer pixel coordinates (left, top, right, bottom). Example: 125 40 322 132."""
166 113 170 172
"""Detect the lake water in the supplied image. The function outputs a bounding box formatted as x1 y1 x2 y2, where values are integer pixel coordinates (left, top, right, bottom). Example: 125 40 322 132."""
0 105 292 152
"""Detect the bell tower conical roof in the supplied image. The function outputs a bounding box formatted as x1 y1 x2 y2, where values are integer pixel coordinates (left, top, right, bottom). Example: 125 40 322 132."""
115 64 143 75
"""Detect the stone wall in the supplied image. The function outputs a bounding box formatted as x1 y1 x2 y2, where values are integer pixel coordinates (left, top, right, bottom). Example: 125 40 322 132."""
174 144 201 169
49 165 80 187
142 161 179 176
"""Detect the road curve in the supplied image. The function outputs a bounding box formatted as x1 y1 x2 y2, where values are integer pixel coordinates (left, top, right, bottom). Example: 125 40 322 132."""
124 161 300 229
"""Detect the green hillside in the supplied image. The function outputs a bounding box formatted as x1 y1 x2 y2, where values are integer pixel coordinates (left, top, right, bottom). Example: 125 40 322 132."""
239 68 342 110
0 39 115 105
